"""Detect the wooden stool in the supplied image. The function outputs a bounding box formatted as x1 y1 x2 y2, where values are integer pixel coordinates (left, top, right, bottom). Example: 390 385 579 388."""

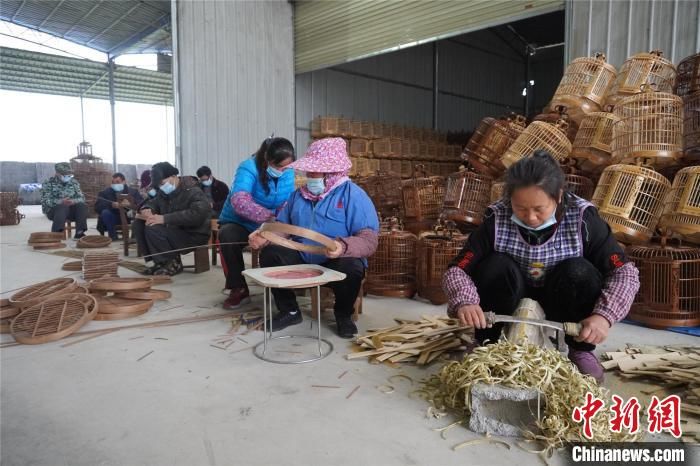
182 247 210 273
210 219 220 265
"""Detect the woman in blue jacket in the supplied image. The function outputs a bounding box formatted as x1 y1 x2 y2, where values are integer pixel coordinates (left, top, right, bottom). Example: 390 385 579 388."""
218 137 296 309
249 137 379 338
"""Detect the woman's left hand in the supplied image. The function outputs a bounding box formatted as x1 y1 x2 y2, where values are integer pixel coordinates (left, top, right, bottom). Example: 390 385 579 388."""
146 214 165 226
575 314 610 345
325 240 344 259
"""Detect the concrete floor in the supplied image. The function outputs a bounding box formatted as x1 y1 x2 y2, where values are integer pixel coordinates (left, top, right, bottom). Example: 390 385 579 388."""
1 206 696 466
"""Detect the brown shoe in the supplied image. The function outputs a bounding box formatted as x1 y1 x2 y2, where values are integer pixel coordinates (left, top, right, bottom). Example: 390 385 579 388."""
223 287 251 310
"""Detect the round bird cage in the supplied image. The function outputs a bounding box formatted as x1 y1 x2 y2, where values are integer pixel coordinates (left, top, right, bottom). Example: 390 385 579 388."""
659 166 700 244
0 192 22 226
70 141 112 218
611 87 684 168
355 170 403 219
672 52 700 98
605 50 677 108
565 174 595 200
462 114 526 178
417 220 470 305
549 53 617 123
442 169 492 227
592 164 672 244
366 218 418 298
490 181 506 203
402 165 445 223
683 93 700 162
571 110 619 174
532 106 579 142
500 120 572 169
626 243 700 328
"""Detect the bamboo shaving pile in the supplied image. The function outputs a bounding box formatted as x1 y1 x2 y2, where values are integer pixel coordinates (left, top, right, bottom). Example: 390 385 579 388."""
422 341 638 456
347 316 473 365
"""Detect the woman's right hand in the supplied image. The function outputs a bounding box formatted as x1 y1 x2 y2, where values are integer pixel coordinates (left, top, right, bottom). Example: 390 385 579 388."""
248 230 269 250
456 304 488 329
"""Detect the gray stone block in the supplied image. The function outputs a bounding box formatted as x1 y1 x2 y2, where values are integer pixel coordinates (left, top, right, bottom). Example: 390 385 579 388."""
469 383 543 437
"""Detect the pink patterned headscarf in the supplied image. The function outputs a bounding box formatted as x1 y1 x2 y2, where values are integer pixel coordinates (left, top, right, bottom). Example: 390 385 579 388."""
287 137 352 201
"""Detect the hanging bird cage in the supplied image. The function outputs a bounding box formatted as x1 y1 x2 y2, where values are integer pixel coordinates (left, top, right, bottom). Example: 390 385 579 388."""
366 218 418 298
674 52 700 98
355 170 403 219
611 86 684 168
442 169 493 227
70 142 112 218
659 166 700 244
501 119 572 169
532 106 579 142
0 192 22 226
490 181 506 203
549 53 617 123
683 93 700 162
565 174 595 200
626 243 700 328
402 165 446 223
571 110 619 174
463 114 526 178
417 220 470 305
591 164 672 244
605 50 677 108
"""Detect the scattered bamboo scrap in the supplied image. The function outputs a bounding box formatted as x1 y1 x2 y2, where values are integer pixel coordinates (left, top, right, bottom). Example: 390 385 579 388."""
208 311 263 350
347 316 473 365
602 344 700 443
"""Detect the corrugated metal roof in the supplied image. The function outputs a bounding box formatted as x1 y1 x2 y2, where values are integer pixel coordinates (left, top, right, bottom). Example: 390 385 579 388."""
0 46 172 105
0 0 171 56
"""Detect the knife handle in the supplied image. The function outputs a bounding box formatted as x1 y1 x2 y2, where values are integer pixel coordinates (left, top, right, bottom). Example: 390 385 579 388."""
563 322 582 337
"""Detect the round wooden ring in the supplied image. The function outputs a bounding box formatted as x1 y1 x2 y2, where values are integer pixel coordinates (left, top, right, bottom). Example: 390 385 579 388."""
11 295 91 344
33 242 66 250
0 305 20 319
28 232 64 243
89 277 153 292
77 235 112 248
150 276 172 285
115 289 171 301
0 298 9 307
93 308 149 321
259 222 338 255
9 278 78 310
28 238 64 244
95 296 154 314
62 260 83 271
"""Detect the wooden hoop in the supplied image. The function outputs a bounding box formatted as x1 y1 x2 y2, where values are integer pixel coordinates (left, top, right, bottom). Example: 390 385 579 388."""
28 232 64 243
259 222 338 255
33 242 66 250
62 260 83 271
9 278 78 310
115 289 171 301
11 295 92 344
77 235 112 248
0 305 20 319
95 296 154 314
93 308 150 321
89 277 153 292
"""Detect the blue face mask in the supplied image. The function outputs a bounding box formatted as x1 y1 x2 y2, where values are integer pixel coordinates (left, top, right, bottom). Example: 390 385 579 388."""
201 179 213 187
160 182 176 195
306 177 325 195
511 213 557 231
267 166 284 178
148 188 157 198
61 175 73 183
112 183 124 192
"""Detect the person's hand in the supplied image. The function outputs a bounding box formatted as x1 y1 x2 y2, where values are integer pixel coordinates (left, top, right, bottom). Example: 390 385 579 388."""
62 198 74 206
456 304 487 329
325 240 344 259
111 201 120 209
145 214 165 226
248 230 269 250
575 314 610 345
140 208 152 217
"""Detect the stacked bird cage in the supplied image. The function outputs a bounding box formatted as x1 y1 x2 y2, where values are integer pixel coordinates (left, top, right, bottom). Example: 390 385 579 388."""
366 218 418 298
402 165 446 234
355 170 403 220
532 106 579 142
591 164 671 245
70 142 112 218
674 52 700 98
501 119 572 169
549 53 617 124
604 50 677 109
462 114 526 178
490 181 506 203
571 110 619 174
611 86 684 168
626 243 700 328
658 166 700 245
416 220 470 305
441 169 492 227
676 53 700 162
0 192 21 226
565 174 595 200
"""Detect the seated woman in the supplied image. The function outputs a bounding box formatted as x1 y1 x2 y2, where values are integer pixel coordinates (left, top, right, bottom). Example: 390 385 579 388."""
442 151 639 383
218 137 296 309
249 137 379 338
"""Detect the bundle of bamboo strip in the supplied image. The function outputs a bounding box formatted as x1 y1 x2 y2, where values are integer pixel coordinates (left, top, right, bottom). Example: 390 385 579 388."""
83 251 120 280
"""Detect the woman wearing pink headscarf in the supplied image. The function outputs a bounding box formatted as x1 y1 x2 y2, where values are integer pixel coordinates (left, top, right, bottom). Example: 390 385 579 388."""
249 137 379 338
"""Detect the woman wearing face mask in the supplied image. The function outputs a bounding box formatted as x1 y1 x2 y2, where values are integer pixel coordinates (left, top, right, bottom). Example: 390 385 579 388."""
248 137 380 339
443 151 639 383
217 137 296 309
95 172 143 240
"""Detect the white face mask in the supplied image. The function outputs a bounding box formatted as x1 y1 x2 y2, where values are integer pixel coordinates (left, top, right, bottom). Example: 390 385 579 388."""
112 183 124 192
511 213 557 231
306 177 325 195
148 188 157 198
61 175 73 183
201 179 213 187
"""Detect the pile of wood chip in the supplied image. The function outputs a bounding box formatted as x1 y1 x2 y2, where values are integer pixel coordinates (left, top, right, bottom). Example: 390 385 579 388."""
347 316 473 365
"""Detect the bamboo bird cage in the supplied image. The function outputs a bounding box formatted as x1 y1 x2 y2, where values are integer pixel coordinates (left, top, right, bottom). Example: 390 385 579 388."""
417 220 470 305
442 169 492 227
611 87 684 168
626 243 700 329
490 181 506 203
659 166 700 244
0 192 22 226
70 142 112 218
355 170 403 219
501 120 572 169
366 218 418 298
571 110 619 174
592 164 672 244
672 52 700 98
532 106 579 142
565 174 595 200
462 114 526 178
402 165 445 223
605 50 677 108
683 93 700 162
549 53 617 124
350 138 372 157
